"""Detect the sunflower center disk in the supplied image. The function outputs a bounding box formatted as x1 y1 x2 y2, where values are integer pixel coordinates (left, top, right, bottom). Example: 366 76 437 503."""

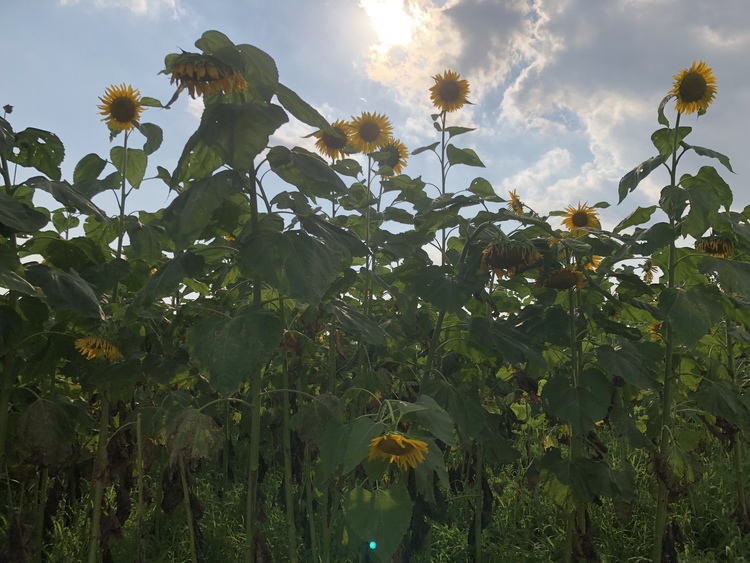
439 81 461 103
679 72 708 103
322 130 347 150
110 97 138 123
571 211 590 228
359 122 381 143
378 438 409 455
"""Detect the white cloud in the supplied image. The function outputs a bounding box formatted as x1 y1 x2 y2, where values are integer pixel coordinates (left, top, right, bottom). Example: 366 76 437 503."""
58 0 183 19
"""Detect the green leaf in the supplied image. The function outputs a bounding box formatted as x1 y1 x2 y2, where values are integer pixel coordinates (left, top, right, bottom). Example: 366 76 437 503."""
135 122 163 155
15 399 78 470
468 177 499 199
187 307 284 394
698 257 750 296
343 417 381 472
25 176 108 222
657 94 673 127
6 127 64 180
618 155 666 204
140 96 163 108
410 141 439 156
324 300 387 346
469 317 547 371
659 185 688 223
344 482 413 563
0 192 48 232
445 126 476 138
268 146 347 199
276 83 333 133
695 379 748 428
110 147 147 188
172 129 225 184
289 393 339 449
404 264 484 313
166 408 222 467
236 44 280 103
682 166 732 211
596 339 658 389
542 368 611 435
197 103 288 170
651 127 691 157
162 170 244 250
613 205 657 234
126 222 167 264
446 145 485 167
682 143 733 172
331 158 362 178
0 116 14 153
658 285 725 347
411 394 455 446
135 251 205 305
24 264 104 319
73 153 107 184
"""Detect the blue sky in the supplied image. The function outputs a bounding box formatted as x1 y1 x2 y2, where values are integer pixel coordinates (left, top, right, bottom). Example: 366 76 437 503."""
3 0 749 230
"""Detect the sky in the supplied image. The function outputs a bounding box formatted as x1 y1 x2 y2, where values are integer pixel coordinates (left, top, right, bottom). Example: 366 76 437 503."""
3 0 749 232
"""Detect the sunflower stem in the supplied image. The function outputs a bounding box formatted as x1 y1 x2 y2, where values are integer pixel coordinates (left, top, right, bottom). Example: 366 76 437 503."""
474 441 483 562
179 456 199 563
280 305 299 563
727 322 748 517
87 391 110 563
651 112 681 563
33 467 48 563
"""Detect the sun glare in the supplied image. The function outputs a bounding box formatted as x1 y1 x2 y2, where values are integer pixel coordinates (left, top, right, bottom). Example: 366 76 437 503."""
360 0 418 54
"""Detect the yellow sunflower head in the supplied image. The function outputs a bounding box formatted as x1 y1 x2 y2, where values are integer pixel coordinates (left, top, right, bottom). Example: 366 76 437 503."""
649 322 663 342
643 259 658 283
368 433 428 470
540 268 585 290
348 111 393 153
583 255 602 271
167 52 248 99
508 190 524 215
481 240 541 279
314 120 351 161
377 139 409 176
695 233 733 258
429 70 470 113
670 60 717 115
98 83 143 132
74 336 123 361
561 202 601 234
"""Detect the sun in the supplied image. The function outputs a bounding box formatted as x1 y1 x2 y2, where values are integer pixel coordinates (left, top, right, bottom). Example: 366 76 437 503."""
360 0 418 54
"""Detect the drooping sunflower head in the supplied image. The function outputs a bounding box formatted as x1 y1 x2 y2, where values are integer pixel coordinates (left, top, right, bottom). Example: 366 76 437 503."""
314 120 351 161
539 268 585 290
167 52 248 99
695 233 733 258
670 60 717 115
74 336 123 361
368 433 428 470
562 202 601 234
508 190 524 215
429 70 470 113
98 83 143 132
377 139 409 176
649 322 664 342
348 111 393 153
481 240 541 279
643 259 658 283
583 255 602 271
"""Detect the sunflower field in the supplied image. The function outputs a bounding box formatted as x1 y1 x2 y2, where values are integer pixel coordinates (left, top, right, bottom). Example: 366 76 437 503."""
1 30 749 563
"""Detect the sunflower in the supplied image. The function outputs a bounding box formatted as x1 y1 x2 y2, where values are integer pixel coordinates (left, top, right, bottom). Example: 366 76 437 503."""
75 336 123 361
429 70 470 113
314 120 350 161
168 52 248 98
670 60 717 115
649 322 664 342
561 202 601 234
540 268 585 290
481 240 541 279
348 111 393 153
98 83 143 132
378 139 409 176
508 190 524 215
643 259 658 283
695 233 733 258
368 433 428 470
583 255 602 271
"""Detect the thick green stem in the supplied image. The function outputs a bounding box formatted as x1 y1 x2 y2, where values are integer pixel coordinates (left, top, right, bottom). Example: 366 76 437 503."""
87 393 110 563
33 468 48 562
304 448 319 562
652 113 681 563
136 413 146 561
474 442 483 563
321 487 330 563
423 309 446 386
727 324 747 516
328 319 337 393
281 322 299 562
179 457 198 563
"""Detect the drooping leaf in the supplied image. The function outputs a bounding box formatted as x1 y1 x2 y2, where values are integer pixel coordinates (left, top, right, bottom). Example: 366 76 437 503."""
613 205 657 234
658 285 725 347
324 300 387 346
596 339 659 389
6 127 64 180
618 155 666 204
0 192 48 232
403 264 484 313
135 122 164 155
24 264 104 319
410 394 455 446
542 367 612 435
468 316 547 371
699 257 750 296
187 307 284 394
134 250 205 305
73 153 107 184
268 146 347 199
682 143 733 172
289 393 339 450
651 127 691 157
110 147 147 189
343 417 382 473
276 83 334 134
468 177 500 200
344 482 413 563
25 176 108 222
445 126 476 138
166 408 222 468
15 399 78 470
446 144 485 167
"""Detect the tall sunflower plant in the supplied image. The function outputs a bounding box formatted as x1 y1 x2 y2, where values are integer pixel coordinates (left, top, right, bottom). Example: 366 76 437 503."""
615 59 750 562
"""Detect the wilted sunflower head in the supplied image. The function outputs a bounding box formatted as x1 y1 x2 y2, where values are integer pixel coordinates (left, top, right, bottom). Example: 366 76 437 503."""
562 202 601 234
167 52 248 99
75 336 123 361
539 268 585 290
649 322 663 342
643 259 658 283
348 111 393 153
377 139 409 176
695 233 733 258
508 190 524 215
429 70 470 113
98 83 143 132
368 433 428 470
670 60 717 115
314 120 350 161
481 240 541 279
